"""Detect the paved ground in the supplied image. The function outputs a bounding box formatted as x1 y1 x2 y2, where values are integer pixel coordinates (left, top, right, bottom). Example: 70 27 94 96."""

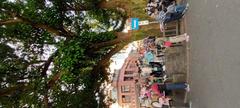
165 43 187 105
187 0 240 108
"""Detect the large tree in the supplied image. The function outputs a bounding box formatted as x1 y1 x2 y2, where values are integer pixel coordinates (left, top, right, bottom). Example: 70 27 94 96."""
0 0 160 107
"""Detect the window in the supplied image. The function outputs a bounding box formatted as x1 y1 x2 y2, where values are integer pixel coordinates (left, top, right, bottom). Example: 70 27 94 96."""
129 61 136 68
122 95 131 103
127 60 136 69
124 76 133 81
125 71 133 75
121 86 130 93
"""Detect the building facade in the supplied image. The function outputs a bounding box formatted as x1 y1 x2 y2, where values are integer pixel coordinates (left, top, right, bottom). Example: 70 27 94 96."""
114 55 140 108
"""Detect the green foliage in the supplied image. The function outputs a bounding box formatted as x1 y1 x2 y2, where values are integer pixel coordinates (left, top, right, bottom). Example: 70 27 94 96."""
0 0 126 107
81 31 116 43
0 43 45 107
87 9 126 31
131 0 152 20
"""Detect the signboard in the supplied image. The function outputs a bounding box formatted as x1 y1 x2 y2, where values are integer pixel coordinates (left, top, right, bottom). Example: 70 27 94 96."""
139 20 149 26
129 18 157 30
131 18 139 30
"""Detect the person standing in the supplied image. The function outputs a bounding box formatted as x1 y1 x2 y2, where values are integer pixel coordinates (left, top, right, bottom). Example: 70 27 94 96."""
164 3 189 23
155 3 189 32
151 82 190 92
168 33 189 43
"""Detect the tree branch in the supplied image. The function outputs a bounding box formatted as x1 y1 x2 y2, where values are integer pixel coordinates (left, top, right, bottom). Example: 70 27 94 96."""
98 0 129 14
0 17 74 37
45 44 127 92
99 44 126 66
27 60 47 65
0 18 22 25
64 3 92 11
40 50 58 108
90 32 130 51
41 50 58 77
93 43 127 72
47 72 62 89
0 83 28 97
88 44 126 91
0 51 58 97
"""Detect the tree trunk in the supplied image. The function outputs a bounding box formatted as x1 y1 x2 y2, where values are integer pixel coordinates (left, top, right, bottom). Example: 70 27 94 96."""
98 0 130 16
90 32 130 51
0 84 28 97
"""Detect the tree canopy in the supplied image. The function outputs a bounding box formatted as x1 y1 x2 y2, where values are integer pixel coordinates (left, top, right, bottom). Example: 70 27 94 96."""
0 0 131 107
0 0 161 107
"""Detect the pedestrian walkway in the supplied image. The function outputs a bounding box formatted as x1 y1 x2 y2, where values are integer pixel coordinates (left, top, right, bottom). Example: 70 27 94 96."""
107 0 191 107
136 32 190 108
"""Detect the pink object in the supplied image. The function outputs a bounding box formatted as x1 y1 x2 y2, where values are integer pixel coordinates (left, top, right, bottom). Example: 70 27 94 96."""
164 41 172 47
159 97 171 106
140 87 151 98
145 90 151 98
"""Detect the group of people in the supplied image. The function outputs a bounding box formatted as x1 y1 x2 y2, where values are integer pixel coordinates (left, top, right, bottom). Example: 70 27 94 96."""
136 0 191 107
137 36 190 107
146 0 189 32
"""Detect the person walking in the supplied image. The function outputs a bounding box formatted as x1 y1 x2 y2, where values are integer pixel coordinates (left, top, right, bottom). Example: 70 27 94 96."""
152 2 189 32
151 82 190 93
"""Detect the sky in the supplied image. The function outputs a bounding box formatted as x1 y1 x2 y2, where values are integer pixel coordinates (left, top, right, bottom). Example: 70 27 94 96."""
109 41 139 73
